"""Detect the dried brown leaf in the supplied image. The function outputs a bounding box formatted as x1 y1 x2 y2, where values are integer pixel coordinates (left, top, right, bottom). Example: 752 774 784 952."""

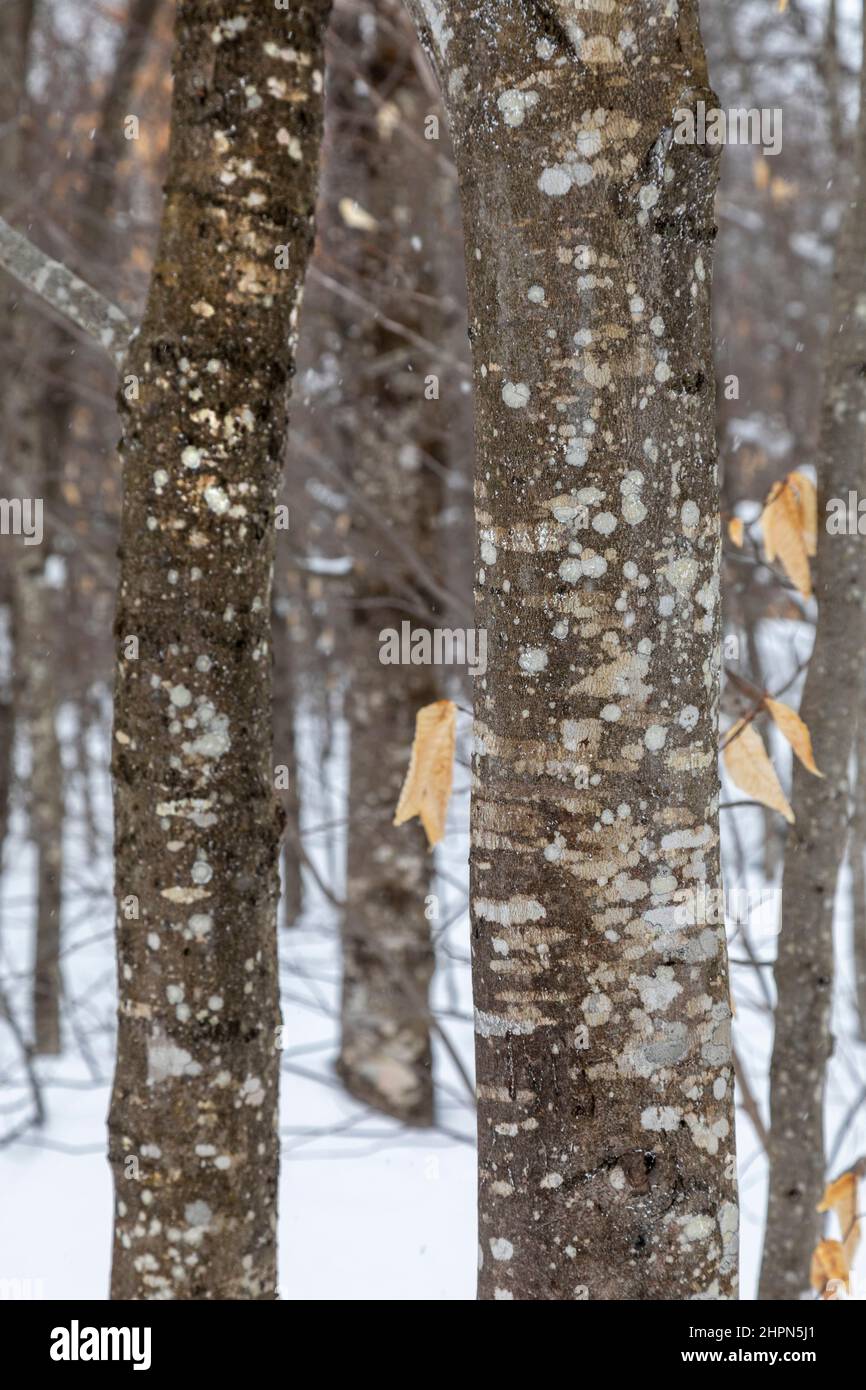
393 699 457 848
753 156 770 191
787 470 817 557
723 720 794 823
817 1171 861 1266
810 1238 849 1293
764 697 823 777
728 516 745 548
761 479 812 598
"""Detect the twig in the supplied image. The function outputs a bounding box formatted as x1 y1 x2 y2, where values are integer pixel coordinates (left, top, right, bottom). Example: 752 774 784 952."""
0 216 130 369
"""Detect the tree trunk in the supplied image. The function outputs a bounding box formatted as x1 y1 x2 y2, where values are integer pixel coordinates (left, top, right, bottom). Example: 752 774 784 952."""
758 11 866 1303
16 548 64 1055
327 0 447 1125
404 0 737 1299
272 598 303 926
0 0 63 1055
108 0 331 1301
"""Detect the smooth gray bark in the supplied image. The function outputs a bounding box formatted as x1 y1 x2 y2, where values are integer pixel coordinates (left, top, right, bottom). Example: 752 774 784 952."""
404 0 738 1300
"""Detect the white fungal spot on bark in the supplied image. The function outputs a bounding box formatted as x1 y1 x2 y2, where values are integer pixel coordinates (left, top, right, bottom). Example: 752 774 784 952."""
502 381 530 408
600 704 621 721
184 1200 213 1229
276 128 302 160
620 471 647 525
685 1113 730 1154
161 886 210 904
184 714 231 761
474 896 546 924
527 284 546 304
558 558 582 583
518 646 548 674
489 1237 514 1261
641 1105 682 1131
661 826 712 851
565 438 589 467
682 1215 715 1243
539 1172 563 1189
538 165 573 197
678 705 699 731
241 1075 265 1108
544 832 566 862
582 993 612 1026
664 556 699 596
580 552 608 578
634 969 682 1012
497 89 539 127
476 1011 537 1038
188 913 213 940
147 1035 202 1083
644 724 667 751
204 484 230 515
592 511 617 536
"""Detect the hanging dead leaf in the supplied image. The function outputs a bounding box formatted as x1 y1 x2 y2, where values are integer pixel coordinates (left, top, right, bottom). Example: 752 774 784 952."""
339 197 378 232
723 719 794 823
394 699 457 848
770 176 798 204
764 697 823 777
753 156 770 192
761 478 812 598
787 470 817 557
810 1238 848 1293
728 516 745 548
823 1278 852 1300
817 1171 861 1265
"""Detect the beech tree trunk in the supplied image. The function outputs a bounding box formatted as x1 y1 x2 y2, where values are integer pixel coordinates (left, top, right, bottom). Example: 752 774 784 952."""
405 0 737 1299
758 12 866 1303
108 0 331 1301
17 551 64 1056
327 0 447 1125
272 599 303 926
0 0 63 1055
